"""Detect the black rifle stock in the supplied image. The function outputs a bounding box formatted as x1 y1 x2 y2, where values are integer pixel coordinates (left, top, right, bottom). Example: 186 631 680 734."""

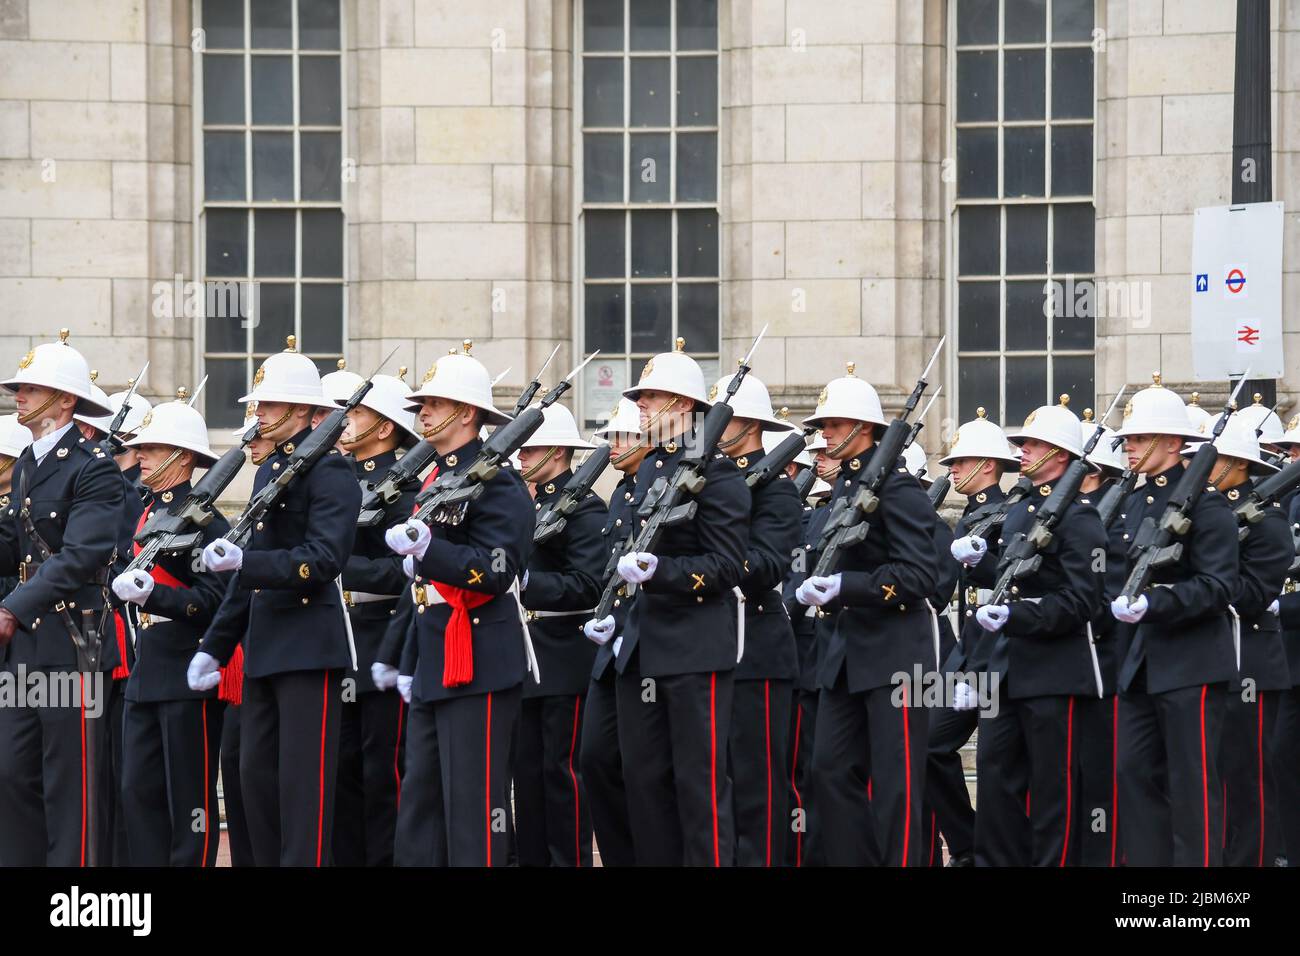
357 440 438 528
534 445 612 544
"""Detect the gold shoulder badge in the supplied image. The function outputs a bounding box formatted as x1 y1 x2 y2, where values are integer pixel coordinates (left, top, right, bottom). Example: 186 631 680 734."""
1154 475 1168 487
1227 488 1240 501
736 455 748 469
298 562 311 580
708 383 718 401
139 410 153 430
639 358 655 382
161 490 173 503
283 442 295 455
975 491 987 503
55 447 68 459
817 386 829 408
445 454 458 467
1039 483 1052 496
364 459 376 472
17 349 35 370
252 364 266 388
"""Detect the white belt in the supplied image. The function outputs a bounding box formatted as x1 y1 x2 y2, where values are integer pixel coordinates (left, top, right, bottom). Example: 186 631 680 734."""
1227 604 1242 672
732 586 746 663
961 586 994 607
409 580 542 684
924 599 941 671
344 590 401 606
527 608 594 621
335 577 358 671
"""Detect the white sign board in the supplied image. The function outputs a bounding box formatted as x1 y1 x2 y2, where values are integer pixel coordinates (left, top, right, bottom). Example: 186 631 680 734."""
1190 201 1285 380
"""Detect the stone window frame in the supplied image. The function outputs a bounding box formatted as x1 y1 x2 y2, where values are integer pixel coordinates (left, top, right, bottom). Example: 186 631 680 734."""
946 0 1098 427
573 0 723 429
191 0 348 429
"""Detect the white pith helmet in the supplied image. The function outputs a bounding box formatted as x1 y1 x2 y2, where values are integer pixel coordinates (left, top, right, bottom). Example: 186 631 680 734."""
0 413 34 459
1114 374 1206 441
594 398 643 440
320 359 366 406
1180 413 1278 476
1235 393 1285 447
336 367 422 448
519 403 596 451
622 338 709 407
1083 420 1126 475
709 372 793 432
2 329 113 418
76 376 154 438
806 431 828 452
938 407 1021 469
125 388 219 466
231 402 259 440
1005 395 1085 458
73 380 113 435
902 442 930 483
239 336 328 408
1185 391 1214 434
802 363 887 429
761 427 813 468
405 341 511 427
1278 413 1300 450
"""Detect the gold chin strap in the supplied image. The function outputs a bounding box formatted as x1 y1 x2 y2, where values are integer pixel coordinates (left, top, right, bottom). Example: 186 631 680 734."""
141 447 185 490
422 402 465 440
1131 435 1161 474
342 414 385 448
718 421 756 451
641 396 682 443
521 445 559 481
827 422 864 458
816 462 841 482
1209 459 1234 489
17 390 61 426
1020 446 1060 477
952 457 989 493
251 448 273 466
613 440 649 468
0 457 13 479
258 405 295 438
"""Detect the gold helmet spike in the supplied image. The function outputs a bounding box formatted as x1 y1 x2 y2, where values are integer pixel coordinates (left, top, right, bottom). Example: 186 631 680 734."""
176 386 189 401
1253 392 1264 405
778 406 789 420
89 369 99 383
462 339 473 355
1150 372 1162 388
58 328 70 344
285 334 297 352
976 406 987 419
1190 391 1201 406
674 337 686 353
1082 408 1094 422
846 362 856 377
1058 394 1070 407
336 359 347 371
398 365 408 381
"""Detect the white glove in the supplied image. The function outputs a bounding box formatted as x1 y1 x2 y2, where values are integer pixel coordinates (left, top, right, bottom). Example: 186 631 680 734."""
612 635 623 658
112 571 154 606
187 651 221 692
371 663 399 691
202 538 243 572
1269 599 1280 616
584 615 616 646
522 570 530 591
951 535 988 567
617 551 658 584
385 519 431 559
401 554 417 580
952 680 979 712
397 674 413 704
1110 594 1149 624
976 604 1010 632
795 574 842 607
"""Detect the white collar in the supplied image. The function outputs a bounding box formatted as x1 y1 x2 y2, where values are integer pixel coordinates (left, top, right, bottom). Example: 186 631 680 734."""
31 421 76 465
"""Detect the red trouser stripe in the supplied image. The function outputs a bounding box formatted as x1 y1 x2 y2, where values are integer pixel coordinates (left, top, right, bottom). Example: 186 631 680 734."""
710 673 720 867
789 704 804 867
568 695 583 867
1200 685 1210 867
317 673 329 867
485 692 494 866
1059 697 1075 867
901 685 912 867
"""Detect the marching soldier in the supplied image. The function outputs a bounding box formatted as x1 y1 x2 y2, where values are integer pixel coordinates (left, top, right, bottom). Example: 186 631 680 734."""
0 330 123 866
711 372 802 867
514 403 607 867
332 371 425 867
110 392 232 866
579 398 648 867
970 399 1105 866
597 341 750 866
385 346 534 867
189 341 360 866
796 364 939 867
1110 378 1238 867
0 415 33 604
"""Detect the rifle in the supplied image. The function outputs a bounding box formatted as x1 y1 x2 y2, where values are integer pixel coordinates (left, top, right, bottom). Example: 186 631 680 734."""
927 473 951 509
407 351 600 531
792 465 817 501
513 344 561 417
744 428 813 492
1120 373 1252 602
357 441 438 528
965 476 1033 540
534 444 612 544
1233 455 1300 537
592 327 770 620
807 337 945 579
98 361 149 457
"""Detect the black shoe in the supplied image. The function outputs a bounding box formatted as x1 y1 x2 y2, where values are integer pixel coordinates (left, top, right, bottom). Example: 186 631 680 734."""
946 851 974 867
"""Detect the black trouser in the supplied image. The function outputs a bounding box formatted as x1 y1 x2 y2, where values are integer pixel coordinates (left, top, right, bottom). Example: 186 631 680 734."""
121 697 223 866
1222 687 1282 867
394 687 520 866
785 688 819 867
580 670 634 866
615 655 734 866
107 676 130 866
333 689 406 867
811 675 927 867
924 704 977 862
1273 685 1300 863
240 669 343 866
220 703 254 867
730 677 791 867
1117 683 1227 867
514 693 591 867
1075 695 1119 867
0 670 111 866
974 694 1077 867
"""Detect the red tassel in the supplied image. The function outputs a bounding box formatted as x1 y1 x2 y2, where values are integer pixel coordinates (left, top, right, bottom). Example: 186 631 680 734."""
431 583 492 688
219 644 244 705
111 611 130 681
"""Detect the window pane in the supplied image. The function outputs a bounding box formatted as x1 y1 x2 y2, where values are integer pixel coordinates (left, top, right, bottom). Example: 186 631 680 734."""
1004 50 1045 121
630 211 671 278
202 0 243 49
205 283 248 352
203 55 244 124
956 51 997 122
629 133 670 202
584 134 623 201
300 56 341 125
1051 124 1092 196
251 0 292 48
1003 126 1045 197
1053 355 1095 411
302 284 343 352
677 0 718 50
251 56 293 125
630 0 670 51
678 284 719 351
302 210 343 277
1053 203 1095 273
630 284 672 353
677 57 718 126
1053 296 1095 349
959 206 1000 276
1052 49 1094 119
1006 204 1048 274
958 281 1000 351
630 58 671 127
958 357 1000 424
252 282 294 353
301 132 342 200
1005 0 1047 43
584 0 624 52
585 211 625 279
252 132 294 200
677 210 718 277
1005 356 1048 422
957 0 998 46
299 0 340 51
956 128 997 198
1006 280 1048 350
205 209 247 276
584 57 623 127
253 210 295 277
204 358 247 428
204 132 246 201
1053 0 1095 42
676 133 716 201
585 284 626 353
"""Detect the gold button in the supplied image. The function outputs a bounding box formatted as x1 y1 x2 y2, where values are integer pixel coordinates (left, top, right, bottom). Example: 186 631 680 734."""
49 511 56 518
68 601 75 609
899 604 906 611
301 597 309 605
472 617 480 624
615 519 622 526
696 596 703 603
1146 495 1154 504
1028 505 1035 513
255 522 264 531
272 463 281 470
655 461 663 468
